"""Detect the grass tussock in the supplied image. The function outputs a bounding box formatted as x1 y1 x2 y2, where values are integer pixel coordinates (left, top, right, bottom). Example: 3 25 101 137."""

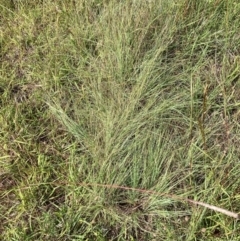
1 0 240 240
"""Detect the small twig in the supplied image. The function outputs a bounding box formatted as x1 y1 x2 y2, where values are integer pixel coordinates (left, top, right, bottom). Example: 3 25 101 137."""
64 182 240 219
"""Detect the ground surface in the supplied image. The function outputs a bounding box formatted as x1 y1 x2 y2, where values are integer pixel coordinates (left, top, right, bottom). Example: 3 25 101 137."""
0 0 240 240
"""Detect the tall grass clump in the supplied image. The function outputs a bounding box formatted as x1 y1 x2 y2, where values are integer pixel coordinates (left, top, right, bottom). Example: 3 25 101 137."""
0 0 240 240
